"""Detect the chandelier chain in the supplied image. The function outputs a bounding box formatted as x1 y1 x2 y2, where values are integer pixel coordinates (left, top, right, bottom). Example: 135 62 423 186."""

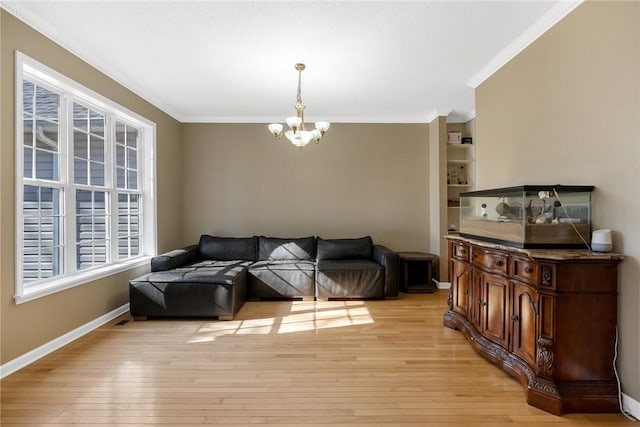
296 68 303 106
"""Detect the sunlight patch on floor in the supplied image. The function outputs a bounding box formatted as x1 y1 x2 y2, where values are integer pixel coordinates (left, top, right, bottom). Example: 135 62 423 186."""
187 302 373 343
277 306 373 333
288 299 367 312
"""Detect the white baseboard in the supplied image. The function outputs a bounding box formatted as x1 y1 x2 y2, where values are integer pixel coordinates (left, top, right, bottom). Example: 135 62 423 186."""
434 280 451 290
622 392 640 421
0 303 129 379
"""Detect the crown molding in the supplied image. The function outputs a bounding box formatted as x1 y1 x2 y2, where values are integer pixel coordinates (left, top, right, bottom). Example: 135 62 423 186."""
2 1 468 125
1 1 520 125
181 114 460 124
424 110 442 124
0 2 183 122
447 110 476 124
466 0 583 88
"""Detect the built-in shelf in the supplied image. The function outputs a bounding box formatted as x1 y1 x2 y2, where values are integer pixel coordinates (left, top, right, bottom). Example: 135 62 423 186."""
446 125 475 233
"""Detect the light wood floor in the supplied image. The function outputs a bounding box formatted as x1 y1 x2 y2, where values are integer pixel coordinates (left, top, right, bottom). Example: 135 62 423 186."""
1 291 635 426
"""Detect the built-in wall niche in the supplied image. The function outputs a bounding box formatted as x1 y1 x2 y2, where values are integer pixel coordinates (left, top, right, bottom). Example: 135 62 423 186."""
446 122 475 232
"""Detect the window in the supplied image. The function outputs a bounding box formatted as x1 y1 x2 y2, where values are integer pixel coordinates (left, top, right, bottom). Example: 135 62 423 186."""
15 52 156 303
115 122 142 261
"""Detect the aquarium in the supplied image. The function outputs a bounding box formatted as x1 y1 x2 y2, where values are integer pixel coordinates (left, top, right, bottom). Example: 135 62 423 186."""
459 185 594 248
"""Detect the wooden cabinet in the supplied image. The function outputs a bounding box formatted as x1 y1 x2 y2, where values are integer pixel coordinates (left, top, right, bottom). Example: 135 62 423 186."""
510 280 537 367
469 268 483 330
450 258 470 317
479 271 509 349
443 236 623 415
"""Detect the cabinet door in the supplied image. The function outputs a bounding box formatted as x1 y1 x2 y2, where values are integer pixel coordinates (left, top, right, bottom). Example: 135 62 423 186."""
451 259 470 317
511 281 538 367
470 267 483 330
481 272 509 349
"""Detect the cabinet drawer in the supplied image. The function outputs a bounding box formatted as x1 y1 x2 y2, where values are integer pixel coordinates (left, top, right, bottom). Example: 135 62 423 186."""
513 257 538 285
471 249 508 275
452 242 469 261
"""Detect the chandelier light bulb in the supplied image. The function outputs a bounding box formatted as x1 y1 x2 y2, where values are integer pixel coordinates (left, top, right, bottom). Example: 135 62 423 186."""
285 130 313 148
286 116 302 132
315 121 330 133
268 123 283 138
315 121 330 138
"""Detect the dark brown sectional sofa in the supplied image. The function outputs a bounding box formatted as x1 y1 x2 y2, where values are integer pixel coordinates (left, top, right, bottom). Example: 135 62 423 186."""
129 235 399 320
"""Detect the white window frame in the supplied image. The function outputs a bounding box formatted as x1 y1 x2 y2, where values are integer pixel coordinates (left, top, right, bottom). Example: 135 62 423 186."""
15 51 157 304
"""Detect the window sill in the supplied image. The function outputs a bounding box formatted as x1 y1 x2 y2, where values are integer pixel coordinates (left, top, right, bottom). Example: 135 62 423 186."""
14 256 152 304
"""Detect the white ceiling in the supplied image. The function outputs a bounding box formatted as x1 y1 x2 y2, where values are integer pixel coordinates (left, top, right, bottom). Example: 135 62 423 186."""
2 1 581 123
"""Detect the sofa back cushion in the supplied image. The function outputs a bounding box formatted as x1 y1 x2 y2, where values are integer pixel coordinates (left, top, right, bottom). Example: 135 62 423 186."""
198 235 257 261
258 236 316 261
316 236 373 261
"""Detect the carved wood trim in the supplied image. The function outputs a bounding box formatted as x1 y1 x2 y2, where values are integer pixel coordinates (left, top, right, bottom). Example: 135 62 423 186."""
444 310 562 406
531 379 559 396
536 336 554 378
541 265 553 287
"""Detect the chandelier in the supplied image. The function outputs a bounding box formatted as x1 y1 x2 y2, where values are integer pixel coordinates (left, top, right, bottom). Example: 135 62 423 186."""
267 63 330 148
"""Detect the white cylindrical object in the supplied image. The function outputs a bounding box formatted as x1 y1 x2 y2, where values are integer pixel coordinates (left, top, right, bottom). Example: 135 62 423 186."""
591 229 612 252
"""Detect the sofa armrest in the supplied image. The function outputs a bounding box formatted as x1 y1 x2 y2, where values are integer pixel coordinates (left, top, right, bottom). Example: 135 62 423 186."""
151 244 199 272
373 245 399 298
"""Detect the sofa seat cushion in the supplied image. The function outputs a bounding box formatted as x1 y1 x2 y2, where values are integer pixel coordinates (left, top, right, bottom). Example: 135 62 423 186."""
136 260 251 285
250 260 315 271
316 259 384 298
248 260 315 299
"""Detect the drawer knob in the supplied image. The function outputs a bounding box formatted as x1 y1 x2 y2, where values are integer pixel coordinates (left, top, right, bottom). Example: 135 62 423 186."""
495 260 504 267
511 315 520 321
524 266 533 274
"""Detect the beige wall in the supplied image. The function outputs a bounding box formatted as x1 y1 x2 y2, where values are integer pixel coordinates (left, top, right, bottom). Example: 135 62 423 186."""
476 1 640 400
181 123 430 252
0 11 183 364
428 116 448 280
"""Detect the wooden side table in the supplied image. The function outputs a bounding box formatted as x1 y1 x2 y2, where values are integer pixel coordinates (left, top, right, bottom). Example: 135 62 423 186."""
397 252 437 293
